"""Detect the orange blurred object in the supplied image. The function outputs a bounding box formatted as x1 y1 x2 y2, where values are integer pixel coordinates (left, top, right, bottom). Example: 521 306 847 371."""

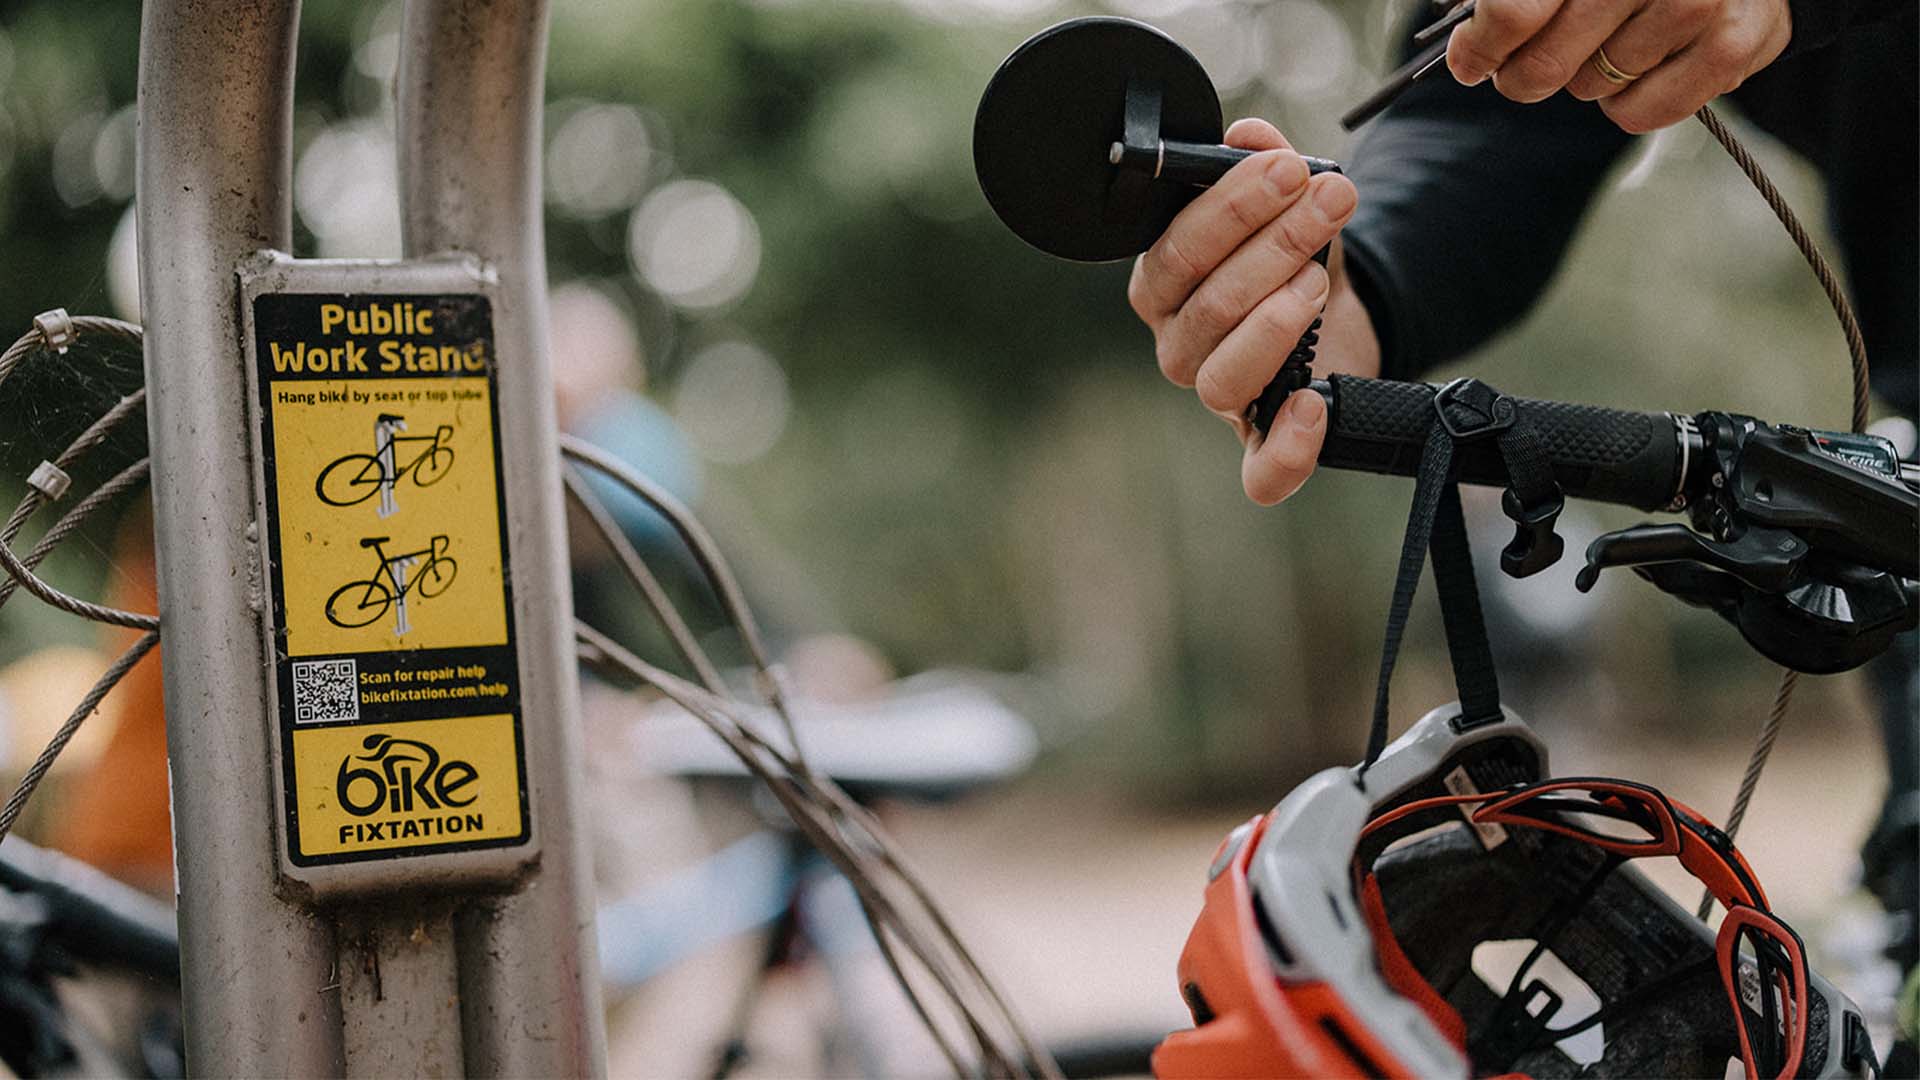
49 506 171 892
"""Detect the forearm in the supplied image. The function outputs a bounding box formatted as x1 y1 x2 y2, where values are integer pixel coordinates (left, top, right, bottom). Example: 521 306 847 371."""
1320 241 1382 381
1339 68 1633 380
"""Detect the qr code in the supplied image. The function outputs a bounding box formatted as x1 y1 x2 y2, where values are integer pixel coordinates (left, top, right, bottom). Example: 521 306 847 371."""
292 659 359 723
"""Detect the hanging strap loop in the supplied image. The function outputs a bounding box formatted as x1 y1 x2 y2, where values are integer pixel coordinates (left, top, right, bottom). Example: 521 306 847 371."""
1433 377 1566 578
1362 378 1565 779
1359 423 1504 776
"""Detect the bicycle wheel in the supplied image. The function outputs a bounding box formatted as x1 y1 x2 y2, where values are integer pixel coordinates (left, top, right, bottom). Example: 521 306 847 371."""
412 445 455 488
325 579 392 628
416 557 458 598
315 454 383 507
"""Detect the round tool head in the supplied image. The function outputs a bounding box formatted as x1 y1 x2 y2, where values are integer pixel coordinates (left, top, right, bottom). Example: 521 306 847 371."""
973 17 1225 262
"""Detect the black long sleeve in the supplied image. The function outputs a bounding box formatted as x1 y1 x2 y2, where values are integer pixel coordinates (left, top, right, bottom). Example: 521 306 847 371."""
1338 6 1916 416
1782 0 1914 57
1339 78 1632 381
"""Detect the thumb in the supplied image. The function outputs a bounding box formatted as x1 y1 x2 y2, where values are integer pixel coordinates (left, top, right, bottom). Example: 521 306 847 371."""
1223 117 1291 152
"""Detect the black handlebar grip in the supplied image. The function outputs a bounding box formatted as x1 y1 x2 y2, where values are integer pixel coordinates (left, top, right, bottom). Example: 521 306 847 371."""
0 838 179 981
1246 158 1344 435
1315 375 1683 511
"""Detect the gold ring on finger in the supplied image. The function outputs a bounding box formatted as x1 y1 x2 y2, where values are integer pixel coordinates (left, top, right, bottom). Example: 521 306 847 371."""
1590 46 1641 85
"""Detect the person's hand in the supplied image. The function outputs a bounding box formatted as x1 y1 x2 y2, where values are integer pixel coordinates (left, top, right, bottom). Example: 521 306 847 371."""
1128 119 1375 506
1445 0 1792 132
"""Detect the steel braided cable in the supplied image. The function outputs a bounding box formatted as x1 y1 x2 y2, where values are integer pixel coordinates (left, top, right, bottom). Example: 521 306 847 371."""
560 467 729 695
1694 105 1870 434
0 496 159 630
0 314 143 395
1697 666 1799 920
0 319 145 543
1 390 147 548
0 458 150 612
1723 666 1801 842
804 761 1059 1075
0 315 157 628
561 457 1059 1074
575 621 1046 1073
1688 106 1871 922
862 899 979 1077
0 316 160 852
0 630 160 845
560 436 809 773
575 623 1057 1078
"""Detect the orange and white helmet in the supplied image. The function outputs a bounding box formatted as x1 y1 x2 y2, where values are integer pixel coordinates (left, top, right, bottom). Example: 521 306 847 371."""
1154 706 1882 1080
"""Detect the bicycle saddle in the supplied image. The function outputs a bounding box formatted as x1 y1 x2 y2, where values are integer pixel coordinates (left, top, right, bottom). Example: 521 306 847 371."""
359 536 388 548
627 673 1037 804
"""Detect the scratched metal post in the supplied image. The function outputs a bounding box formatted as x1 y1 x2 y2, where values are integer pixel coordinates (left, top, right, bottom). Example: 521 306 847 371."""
138 1 605 1074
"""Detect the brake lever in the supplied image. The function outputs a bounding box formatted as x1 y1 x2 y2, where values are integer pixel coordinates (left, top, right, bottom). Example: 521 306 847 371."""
1574 524 1807 595
1577 522 1916 673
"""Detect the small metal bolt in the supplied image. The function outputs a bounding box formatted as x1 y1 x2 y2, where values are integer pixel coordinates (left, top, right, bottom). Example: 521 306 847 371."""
26 460 71 501
31 308 75 354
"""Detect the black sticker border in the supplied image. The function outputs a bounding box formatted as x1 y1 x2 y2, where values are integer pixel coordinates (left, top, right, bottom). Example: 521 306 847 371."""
253 292 532 867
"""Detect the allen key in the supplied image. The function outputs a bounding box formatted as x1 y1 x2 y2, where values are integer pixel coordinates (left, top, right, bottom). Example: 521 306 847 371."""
1339 0 1476 131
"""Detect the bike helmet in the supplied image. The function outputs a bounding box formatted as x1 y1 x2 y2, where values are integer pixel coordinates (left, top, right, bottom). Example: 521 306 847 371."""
1153 706 1882 1079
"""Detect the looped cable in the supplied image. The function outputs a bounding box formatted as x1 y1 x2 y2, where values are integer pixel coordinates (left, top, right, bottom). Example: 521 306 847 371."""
0 314 143 395
0 631 160 845
1694 105 1870 435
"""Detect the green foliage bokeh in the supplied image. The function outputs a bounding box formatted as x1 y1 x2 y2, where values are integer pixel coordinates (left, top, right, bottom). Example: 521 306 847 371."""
0 0 1869 800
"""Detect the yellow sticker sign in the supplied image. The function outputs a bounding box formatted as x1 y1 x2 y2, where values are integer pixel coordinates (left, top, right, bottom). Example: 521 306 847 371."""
290 714 523 857
253 293 529 866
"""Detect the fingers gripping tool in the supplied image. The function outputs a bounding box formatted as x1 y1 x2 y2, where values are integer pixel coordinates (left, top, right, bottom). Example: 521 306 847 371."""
972 17 1341 434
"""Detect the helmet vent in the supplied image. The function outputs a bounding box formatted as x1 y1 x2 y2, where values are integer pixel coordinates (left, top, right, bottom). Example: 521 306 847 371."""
1316 1017 1390 1079
1179 981 1215 1026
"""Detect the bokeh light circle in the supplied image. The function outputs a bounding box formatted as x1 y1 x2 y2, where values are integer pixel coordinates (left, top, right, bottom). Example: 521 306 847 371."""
627 179 762 311
670 340 789 464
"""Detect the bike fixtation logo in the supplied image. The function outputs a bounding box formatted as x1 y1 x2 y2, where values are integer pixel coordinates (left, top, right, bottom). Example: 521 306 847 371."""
334 732 485 846
324 534 458 636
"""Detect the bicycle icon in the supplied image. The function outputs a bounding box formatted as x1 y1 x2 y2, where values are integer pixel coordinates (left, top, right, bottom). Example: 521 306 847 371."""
315 413 455 516
324 534 458 634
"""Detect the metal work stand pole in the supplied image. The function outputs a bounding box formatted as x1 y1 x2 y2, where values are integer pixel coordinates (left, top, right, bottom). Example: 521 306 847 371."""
138 1 605 1072
397 2 607 1072
136 3 346 1074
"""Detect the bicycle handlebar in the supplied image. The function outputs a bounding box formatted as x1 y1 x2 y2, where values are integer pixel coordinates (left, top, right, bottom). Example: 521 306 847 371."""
0 837 179 983
1314 375 1685 512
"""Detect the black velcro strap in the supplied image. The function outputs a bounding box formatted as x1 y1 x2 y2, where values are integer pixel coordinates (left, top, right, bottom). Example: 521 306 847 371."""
1431 378 1567 579
1360 419 1504 774
1362 424 1451 773
1495 405 1566 578
1430 483 1503 728
1496 420 1557 511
